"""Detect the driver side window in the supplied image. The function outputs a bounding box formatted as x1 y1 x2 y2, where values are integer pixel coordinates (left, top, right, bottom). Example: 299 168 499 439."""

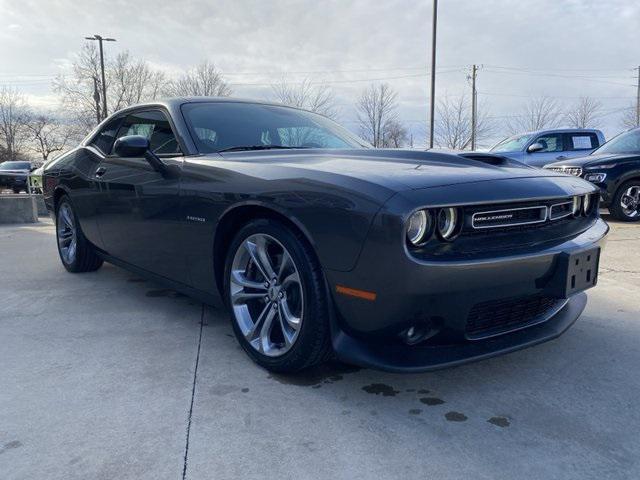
532 134 563 153
114 110 181 155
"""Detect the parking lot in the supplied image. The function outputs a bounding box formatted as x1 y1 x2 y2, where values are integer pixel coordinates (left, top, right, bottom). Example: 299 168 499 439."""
1 214 638 480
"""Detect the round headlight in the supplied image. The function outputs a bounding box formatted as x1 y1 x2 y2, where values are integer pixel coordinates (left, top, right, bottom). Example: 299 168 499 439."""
572 196 581 217
406 210 432 246
437 207 460 241
582 194 592 215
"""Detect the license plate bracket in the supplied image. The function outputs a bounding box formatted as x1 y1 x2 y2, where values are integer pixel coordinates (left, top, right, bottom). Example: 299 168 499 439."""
550 248 600 298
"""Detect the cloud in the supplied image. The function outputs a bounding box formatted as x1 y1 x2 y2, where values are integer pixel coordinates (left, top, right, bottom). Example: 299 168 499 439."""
1 0 639 144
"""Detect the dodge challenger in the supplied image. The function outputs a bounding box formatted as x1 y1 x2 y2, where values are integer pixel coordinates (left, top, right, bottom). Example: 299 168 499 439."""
42 98 608 373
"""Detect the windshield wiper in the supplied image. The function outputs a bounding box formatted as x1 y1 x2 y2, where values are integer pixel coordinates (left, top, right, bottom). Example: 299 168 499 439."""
217 145 308 153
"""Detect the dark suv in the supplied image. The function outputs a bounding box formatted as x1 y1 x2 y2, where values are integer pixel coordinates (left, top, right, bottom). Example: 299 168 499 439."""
0 161 32 193
545 127 640 221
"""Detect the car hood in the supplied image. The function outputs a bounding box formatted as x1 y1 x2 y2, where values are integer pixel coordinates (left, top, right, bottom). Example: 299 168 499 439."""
217 149 564 191
546 153 640 168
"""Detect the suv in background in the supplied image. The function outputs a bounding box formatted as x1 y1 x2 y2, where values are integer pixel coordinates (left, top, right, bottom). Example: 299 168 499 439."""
545 127 640 222
0 161 33 193
490 129 605 168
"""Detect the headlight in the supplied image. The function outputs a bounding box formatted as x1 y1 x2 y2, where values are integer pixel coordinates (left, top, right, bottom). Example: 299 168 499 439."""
436 207 461 241
582 193 597 215
406 210 432 246
572 196 581 217
584 173 606 183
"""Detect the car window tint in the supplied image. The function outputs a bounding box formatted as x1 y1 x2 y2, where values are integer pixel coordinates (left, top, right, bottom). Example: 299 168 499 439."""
182 102 366 153
276 126 349 148
116 110 181 155
565 133 597 151
90 117 123 155
533 134 563 153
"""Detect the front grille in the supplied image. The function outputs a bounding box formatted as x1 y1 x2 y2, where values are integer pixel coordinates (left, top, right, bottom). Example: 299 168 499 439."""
466 294 563 339
549 201 573 220
547 166 583 177
472 205 547 229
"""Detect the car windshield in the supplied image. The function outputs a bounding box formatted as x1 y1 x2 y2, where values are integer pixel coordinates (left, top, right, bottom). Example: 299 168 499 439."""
490 134 534 153
181 102 369 153
591 128 640 155
0 161 30 170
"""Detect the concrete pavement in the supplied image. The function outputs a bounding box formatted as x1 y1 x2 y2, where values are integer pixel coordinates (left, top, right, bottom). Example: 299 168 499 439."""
0 215 638 479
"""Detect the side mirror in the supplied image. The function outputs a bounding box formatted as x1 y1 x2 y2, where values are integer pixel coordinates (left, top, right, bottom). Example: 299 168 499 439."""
113 135 150 157
527 142 544 153
113 134 173 177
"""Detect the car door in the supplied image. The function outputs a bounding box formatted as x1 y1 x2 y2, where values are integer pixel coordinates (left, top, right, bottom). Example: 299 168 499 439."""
94 109 190 283
562 132 599 159
524 133 565 167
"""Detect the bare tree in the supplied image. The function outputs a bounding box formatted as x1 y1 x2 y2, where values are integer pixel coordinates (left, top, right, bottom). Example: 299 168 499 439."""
434 94 492 150
507 96 563 134
620 102 639 129
565 97 602 128
26 114 79 163
164 61 231 97
0 87 31 161
356 83 399 147
272 78 337 119
54 43 167 133
108 51 167 112
383 119 408 148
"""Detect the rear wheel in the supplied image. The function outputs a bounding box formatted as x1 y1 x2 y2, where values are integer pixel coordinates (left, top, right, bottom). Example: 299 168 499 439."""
610 180 640 222
224 218 331 372
12 187 21 194
56 196 103 272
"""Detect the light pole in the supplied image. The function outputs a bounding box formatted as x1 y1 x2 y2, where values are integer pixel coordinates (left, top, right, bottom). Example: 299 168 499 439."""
84 34 116 121
428 0 438 149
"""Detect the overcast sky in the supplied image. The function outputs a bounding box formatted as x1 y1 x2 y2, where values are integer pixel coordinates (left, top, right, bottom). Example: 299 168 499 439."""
1 0 639 145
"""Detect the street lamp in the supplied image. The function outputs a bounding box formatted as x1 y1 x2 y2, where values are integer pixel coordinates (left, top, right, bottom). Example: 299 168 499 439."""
84 34 116 121
428 0 438 149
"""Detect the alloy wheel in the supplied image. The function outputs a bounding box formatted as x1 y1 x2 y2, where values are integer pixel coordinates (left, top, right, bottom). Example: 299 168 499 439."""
620 185 640 218
229 233 304 357
57 203 77 265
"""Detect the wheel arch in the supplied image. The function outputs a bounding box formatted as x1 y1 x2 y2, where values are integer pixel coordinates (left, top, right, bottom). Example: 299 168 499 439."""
213 203 319 298
53 186 71 212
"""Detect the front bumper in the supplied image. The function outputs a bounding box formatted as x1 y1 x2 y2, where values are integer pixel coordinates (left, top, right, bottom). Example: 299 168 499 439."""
325 213 608 372
332 293 586 373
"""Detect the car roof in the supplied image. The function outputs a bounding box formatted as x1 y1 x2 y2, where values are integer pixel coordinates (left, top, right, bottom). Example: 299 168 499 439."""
117 96 296 113
518 128 603 136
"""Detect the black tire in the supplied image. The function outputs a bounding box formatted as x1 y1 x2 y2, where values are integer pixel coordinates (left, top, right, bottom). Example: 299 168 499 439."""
12 187 21 194
610 180 640 222
223 218 332 373
55 195 104 273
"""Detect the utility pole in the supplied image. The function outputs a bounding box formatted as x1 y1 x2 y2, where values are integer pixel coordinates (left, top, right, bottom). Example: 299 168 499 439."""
85 34 116 121
92 76 102 124
636 66 640 127
469 64 478 150
428 0 438 149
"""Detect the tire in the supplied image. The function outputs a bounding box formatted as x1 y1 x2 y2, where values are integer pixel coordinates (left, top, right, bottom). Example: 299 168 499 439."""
610 180 640 222
55 195 104 273
223 218 332 373
12 187 21 194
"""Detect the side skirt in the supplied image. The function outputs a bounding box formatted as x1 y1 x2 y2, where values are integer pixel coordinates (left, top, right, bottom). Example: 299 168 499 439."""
97 252 225 309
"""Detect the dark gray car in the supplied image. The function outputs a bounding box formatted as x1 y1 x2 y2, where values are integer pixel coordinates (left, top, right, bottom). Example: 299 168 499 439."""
43 98 608 373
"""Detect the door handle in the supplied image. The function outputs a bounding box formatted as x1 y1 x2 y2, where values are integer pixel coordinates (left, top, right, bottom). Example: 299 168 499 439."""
95 167 107 178
555 155 566 160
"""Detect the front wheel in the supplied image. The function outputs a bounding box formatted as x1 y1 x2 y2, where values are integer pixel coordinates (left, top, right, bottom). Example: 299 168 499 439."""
56 196 104 272
610 180 640 222
224 218 331 373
